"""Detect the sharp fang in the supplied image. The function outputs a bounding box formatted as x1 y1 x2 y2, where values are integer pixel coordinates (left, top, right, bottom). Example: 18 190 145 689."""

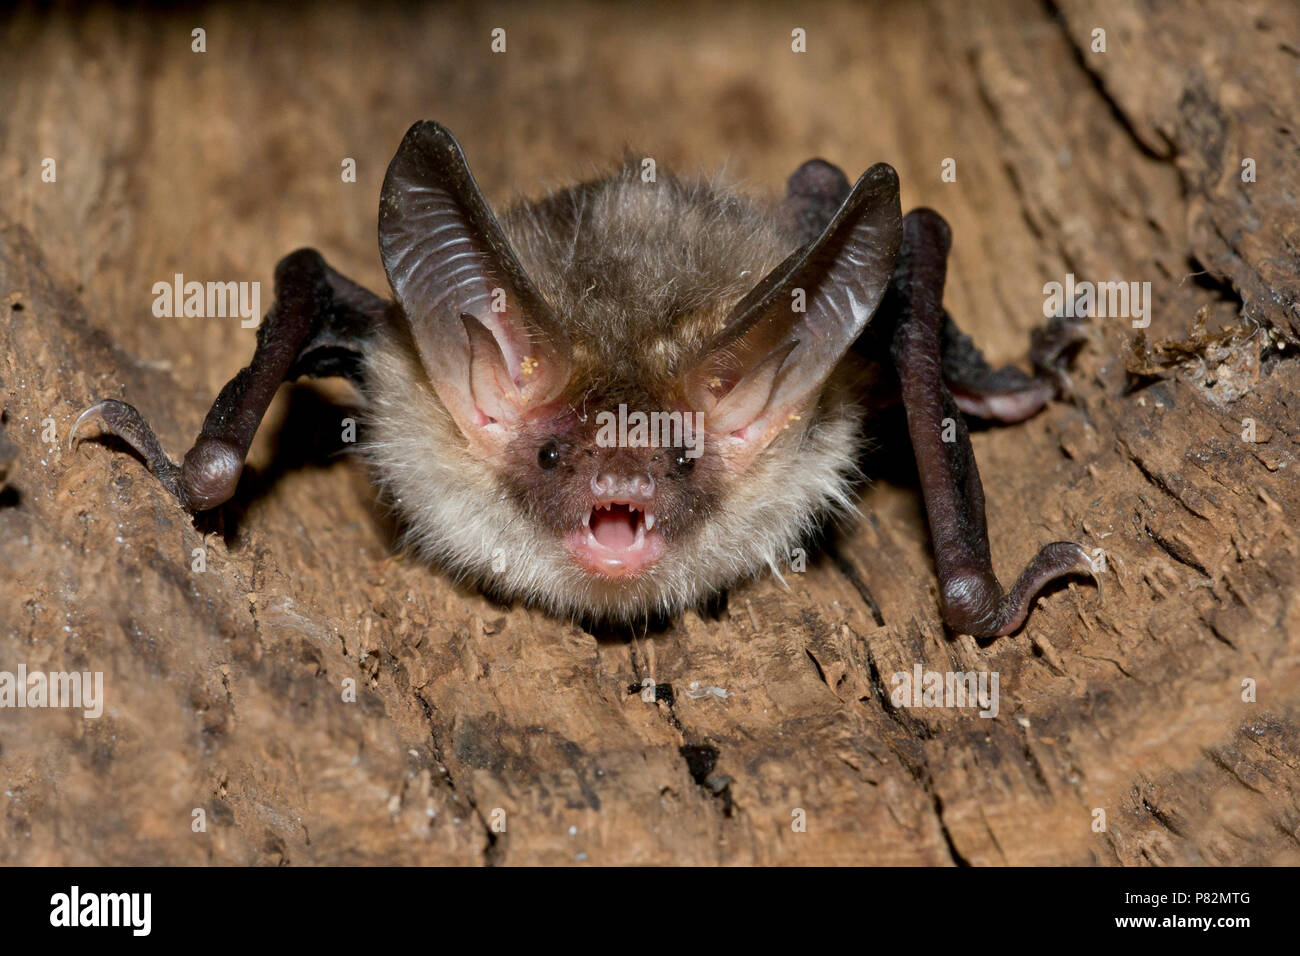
645 512 655 531
583 510 591 527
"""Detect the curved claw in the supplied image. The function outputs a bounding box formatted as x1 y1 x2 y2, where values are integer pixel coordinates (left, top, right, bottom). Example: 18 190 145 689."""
959 541 1100 638
70 400 111 451
1030 314 1089 398
69 398 186 503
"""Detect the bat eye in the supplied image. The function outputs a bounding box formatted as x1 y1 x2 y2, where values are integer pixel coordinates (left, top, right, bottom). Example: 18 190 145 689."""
538 441 561 470
673 451 695 472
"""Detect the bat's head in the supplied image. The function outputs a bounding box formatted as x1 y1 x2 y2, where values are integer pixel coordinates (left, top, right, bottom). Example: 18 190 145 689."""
369 122 900 622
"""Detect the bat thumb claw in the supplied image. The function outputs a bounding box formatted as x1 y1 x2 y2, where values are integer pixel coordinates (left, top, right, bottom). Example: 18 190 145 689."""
67 397 187 502
69 399 113 451
1076 544 1105 606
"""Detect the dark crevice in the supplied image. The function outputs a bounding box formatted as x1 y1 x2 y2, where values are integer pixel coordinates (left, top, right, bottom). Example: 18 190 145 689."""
679 743 734 817
860 639 931 741
1139 792 1185 837
625 636 735 822
1185 254 1245 306
932 792 972 866
1122 445 1213 522
413 691 503 866
627 678 675 706
1203 747 1264 796
1020 736 1053 796
1043 0 1174 162
806 647 829 688
856 637 965 866
1144 523 1212 579
828 546 886 627
1205 619 1237 650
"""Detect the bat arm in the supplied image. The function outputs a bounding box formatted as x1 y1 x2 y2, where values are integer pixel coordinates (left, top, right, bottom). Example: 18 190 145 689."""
890 209 1097 637
71 248 385 511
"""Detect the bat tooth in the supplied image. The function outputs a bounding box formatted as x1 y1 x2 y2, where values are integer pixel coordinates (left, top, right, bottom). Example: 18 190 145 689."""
645 512 655 531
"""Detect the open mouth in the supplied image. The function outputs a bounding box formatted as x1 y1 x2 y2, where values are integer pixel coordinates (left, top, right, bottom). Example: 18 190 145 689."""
564 501 664 577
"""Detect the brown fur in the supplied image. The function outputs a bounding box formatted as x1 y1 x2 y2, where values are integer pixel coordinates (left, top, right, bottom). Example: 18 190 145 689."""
364 164 864 622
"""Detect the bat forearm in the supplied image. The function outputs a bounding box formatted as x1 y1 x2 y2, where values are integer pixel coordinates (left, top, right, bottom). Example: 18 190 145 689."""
72 249 382 511
892 209 1095 637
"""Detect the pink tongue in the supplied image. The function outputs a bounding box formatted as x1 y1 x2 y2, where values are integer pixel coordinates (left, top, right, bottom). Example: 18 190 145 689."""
591 507 638 549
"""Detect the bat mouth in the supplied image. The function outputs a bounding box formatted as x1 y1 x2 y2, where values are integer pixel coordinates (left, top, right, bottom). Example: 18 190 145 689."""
565 500 664 577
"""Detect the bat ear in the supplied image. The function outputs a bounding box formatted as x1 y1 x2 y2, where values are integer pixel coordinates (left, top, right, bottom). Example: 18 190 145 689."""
379 121 572 453
682 162 902 462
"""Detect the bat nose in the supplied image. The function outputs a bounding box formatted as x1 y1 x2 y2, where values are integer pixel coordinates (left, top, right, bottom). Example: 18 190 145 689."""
592 470 654 500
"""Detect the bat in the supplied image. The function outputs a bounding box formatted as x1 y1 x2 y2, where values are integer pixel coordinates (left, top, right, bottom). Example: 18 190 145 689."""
72 121 1096 635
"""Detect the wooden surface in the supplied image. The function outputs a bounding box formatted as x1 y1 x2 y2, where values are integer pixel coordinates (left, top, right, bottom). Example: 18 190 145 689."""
2 0 1299 865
